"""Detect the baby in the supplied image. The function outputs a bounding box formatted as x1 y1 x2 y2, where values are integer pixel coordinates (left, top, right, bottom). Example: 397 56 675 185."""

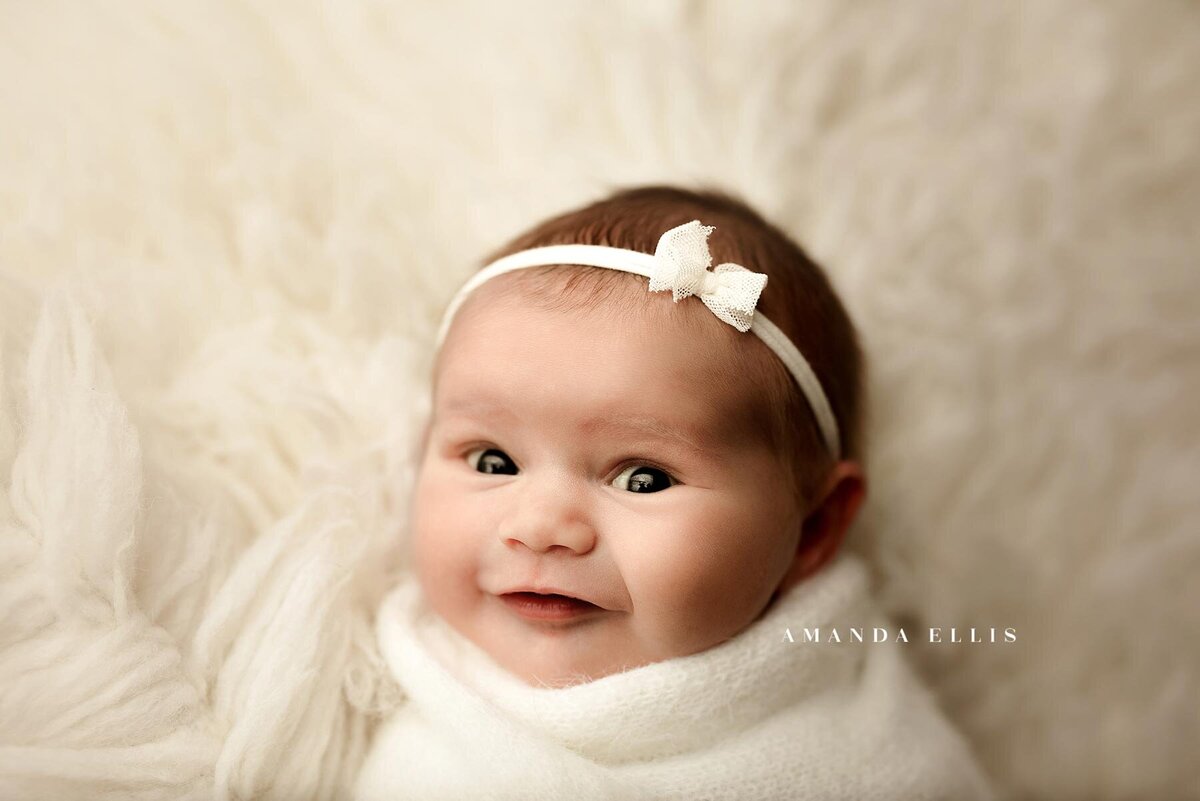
356 187 993 800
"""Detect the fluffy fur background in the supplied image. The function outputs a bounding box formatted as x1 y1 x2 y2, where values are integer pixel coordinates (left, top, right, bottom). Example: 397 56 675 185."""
1 2 1197 799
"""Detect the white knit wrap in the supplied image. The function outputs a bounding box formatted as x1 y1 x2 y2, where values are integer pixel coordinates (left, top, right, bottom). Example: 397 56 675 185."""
355 555 995 800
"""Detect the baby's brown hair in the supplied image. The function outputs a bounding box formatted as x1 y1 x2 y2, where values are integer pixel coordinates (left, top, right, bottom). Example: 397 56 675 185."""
472 185 866 512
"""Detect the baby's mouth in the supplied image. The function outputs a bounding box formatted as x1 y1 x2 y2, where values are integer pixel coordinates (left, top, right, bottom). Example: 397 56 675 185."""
499 592 602 622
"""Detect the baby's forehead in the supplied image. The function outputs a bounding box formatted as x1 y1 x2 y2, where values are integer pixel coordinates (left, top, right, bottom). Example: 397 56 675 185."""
437 278 774 444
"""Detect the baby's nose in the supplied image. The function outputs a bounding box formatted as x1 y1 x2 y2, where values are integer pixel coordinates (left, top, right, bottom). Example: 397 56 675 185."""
497 488 597 555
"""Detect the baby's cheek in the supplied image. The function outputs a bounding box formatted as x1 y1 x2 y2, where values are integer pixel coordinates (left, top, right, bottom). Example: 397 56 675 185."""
627 530 744 653
642 518 783 652
409 475 472 591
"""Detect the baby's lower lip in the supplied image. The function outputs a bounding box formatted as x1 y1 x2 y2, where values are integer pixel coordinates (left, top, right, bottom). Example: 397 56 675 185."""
499 592 602 622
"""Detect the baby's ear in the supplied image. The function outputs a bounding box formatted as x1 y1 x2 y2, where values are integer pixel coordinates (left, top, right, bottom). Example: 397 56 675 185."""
780 461 867 590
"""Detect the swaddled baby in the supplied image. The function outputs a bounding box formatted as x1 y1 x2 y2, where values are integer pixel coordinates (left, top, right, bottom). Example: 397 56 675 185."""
356 187 994 800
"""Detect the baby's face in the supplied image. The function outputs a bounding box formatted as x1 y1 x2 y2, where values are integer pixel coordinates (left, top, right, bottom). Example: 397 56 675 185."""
410 287 805 686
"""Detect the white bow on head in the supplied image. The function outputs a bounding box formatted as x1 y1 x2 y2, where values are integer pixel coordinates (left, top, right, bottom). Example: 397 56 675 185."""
647 220 768 333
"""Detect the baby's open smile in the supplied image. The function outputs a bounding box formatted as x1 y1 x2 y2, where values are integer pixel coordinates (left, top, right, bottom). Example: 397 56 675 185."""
495 591 607 626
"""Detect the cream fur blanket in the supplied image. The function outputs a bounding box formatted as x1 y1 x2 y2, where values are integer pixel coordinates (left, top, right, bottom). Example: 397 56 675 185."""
356 556 993 801
1 2 1198 800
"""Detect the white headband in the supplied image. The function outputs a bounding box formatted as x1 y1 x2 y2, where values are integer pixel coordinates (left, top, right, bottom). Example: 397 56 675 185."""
434 220 841 460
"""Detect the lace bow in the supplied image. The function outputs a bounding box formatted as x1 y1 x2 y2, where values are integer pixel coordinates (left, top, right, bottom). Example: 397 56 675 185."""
647 221 767 332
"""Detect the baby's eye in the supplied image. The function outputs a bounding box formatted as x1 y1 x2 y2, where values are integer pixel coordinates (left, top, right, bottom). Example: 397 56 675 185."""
613 464 674 494
466 447 517 475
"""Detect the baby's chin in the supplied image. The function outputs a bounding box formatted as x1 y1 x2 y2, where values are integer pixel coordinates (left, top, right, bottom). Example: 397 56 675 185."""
476 631 634 688
492 649 646 689
474 616 729 689
469 610 657 688
516 664 606 689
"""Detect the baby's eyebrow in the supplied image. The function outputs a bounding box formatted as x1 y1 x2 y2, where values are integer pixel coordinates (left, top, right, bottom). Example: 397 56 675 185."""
440 396 518 422
438 396 725 458
579 415 724 458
